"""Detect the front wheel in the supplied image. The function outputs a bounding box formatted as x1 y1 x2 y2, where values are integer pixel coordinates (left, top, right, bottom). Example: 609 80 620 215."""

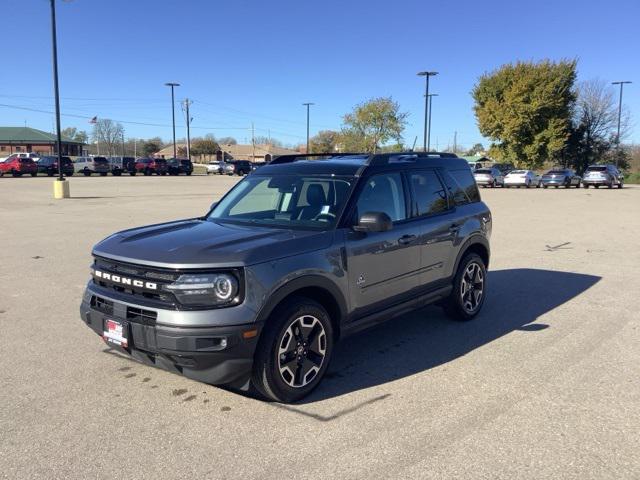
618 181 623 189
252 297 333 403
31 172 38 177
100 172 107 177
443 253 487 321
83 170 91 176
130 171 136 176
583 184 589 188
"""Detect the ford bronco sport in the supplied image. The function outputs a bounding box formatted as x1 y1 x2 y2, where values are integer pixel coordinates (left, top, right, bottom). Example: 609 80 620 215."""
80 152 491 402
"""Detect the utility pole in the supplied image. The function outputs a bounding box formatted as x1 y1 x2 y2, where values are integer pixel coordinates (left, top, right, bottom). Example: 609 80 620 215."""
426 93 439 151
612 81 632 167
302 103 314 153
417 71 438 152
164 82 180 158
251 122 255 162
453 131 457 153
133 138 137 158
49 0 64 182
182 98 193 160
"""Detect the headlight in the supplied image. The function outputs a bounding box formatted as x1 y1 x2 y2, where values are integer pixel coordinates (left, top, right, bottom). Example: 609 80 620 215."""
165 273 240 307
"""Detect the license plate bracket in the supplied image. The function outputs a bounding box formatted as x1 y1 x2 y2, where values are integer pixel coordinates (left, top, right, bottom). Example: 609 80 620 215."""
103 319 129 348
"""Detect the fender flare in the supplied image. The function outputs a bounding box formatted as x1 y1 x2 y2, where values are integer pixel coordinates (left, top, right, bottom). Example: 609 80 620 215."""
255 275 348 326
453 235 491 274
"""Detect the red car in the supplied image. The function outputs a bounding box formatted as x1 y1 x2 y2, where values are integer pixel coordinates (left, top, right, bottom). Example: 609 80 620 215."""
0 155 38 177
133 157 168 176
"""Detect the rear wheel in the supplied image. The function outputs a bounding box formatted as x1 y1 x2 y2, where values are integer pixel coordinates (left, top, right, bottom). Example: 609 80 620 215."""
12 170 21 177
31 172 37 177
252 297 333 403
130 171 136 176
595 185 600 189
83 170 91 176
144 169 151 176
100 172 107 176
443 253 487 321
584 184 589 188
47 172 54 177
618 180 623 189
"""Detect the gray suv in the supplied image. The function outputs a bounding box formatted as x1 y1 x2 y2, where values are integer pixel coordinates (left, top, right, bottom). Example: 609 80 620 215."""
582 164 623 189
80 152 492 402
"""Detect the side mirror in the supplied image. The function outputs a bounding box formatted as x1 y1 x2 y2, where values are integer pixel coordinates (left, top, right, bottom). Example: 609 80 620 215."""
210 201 218 211
353 211 393 233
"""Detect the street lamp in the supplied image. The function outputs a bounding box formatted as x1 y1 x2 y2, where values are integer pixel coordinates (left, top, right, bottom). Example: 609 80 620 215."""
611 80 632 166
165 82 180 158
303 102 314 153
427 93 439 152
417 71 438 152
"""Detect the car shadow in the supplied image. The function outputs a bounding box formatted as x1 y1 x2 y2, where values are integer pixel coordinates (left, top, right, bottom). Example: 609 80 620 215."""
302 268 601 403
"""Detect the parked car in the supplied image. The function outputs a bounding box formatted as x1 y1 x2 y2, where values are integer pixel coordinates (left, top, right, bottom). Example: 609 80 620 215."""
473 167 505 188
504 170 541 188
2 152 41 163
80 151 491 403
207 161 235 175
232 160 253 175
133 157 168 176
36 155 75 176
108 156 136 176
582 164 623 189
167 158 193 176
540 168 581 188
0 156 38 177
74 156 111 176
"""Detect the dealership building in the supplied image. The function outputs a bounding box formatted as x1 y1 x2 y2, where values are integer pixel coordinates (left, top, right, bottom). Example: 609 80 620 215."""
0 127 84 156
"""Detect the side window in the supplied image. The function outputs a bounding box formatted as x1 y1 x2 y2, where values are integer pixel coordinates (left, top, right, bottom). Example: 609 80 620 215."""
355 173 406 222
445 169 481 206
409 170 449 216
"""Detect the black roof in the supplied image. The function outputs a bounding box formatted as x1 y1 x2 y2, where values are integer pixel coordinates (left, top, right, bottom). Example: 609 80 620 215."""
258 152 467 176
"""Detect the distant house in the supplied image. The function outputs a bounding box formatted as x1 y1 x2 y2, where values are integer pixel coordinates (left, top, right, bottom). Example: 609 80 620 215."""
0 127 84 156
154 143 300 162
460 155 492 169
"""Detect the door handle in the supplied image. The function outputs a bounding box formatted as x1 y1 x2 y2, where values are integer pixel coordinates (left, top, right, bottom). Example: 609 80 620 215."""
398 234 417 245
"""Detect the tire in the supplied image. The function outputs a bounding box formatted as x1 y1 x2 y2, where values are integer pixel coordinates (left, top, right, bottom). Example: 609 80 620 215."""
186 172 192 176
160 172 167 176
144 169 151 176
100 172 107 177
48 172 54 177
252 297 333 403
31 172 37 177
130 171 136 176
12 170 21 177
525 181 530 189
595 185 599 189
607 182 613 189
618 181 623 189
443 253 487 321
83 170 91 176
575 182 581 188
583 184 589 188
67 171 74 177
543 185 548 189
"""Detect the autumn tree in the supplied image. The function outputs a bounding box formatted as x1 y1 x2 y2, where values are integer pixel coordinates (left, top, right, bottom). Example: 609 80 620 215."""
309 130 340 153
340 97 409 153
472 60 577 168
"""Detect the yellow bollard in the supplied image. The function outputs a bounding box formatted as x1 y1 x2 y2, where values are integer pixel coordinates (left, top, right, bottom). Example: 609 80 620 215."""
53 179 70 199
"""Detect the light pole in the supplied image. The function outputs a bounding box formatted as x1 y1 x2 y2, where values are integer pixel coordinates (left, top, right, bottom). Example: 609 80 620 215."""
303 102 314 153
612 81 632 167
165 82 180 158
49 0 63 182
417 71 438 152
427 93 439 152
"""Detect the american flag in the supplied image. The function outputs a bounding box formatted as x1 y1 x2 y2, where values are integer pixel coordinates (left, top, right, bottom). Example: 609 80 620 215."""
89 116 97 124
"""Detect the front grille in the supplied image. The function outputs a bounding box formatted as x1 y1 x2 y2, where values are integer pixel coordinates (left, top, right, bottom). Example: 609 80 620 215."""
92 256 180 308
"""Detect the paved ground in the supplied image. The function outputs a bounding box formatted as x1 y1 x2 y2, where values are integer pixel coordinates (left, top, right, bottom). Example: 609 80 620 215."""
1 175 639 479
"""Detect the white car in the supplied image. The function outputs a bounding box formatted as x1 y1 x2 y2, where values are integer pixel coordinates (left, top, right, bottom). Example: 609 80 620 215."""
2 152 41 163
504 170 541 188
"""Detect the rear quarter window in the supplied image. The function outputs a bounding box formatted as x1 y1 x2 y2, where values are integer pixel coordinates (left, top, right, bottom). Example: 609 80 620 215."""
445 169 481 206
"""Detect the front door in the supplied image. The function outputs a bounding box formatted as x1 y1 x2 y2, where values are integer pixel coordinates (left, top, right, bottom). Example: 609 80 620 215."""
345 172 422 317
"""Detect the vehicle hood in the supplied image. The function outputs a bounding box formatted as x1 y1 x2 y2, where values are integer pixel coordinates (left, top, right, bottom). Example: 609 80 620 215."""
92 219 334 268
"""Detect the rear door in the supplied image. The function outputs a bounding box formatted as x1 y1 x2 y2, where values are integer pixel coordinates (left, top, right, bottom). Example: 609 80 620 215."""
407 169 457 286
345 171 422 316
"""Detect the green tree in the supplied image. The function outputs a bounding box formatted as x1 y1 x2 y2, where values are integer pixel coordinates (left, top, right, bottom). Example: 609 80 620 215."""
309 130 340 153
191 138 220 155
142 140 162 157
465 143 485 156
61 127 88 144
340 97 409 153
472 59 577 168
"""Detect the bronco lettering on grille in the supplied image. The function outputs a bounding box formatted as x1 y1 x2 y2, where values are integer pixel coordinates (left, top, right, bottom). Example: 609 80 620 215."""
94 269 157 290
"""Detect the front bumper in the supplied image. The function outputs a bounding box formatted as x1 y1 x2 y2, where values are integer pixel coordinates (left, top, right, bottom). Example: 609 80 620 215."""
80 285 261 386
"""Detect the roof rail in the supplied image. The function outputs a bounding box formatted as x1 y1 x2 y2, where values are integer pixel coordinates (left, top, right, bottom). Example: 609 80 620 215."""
269 153 366 165
366 151 459 166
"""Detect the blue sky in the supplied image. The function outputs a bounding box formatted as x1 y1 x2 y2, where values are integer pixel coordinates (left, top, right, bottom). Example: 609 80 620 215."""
1 0 639 149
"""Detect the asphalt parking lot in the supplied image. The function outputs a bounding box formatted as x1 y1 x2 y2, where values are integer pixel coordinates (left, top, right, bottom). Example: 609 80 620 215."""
1 175 639 479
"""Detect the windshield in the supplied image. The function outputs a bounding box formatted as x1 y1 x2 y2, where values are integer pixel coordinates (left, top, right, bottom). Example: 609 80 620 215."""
94 157 109 164
509 170 527 174
475 169 492 174
587 166 607 172
207 174 354 230
548 170 567 174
